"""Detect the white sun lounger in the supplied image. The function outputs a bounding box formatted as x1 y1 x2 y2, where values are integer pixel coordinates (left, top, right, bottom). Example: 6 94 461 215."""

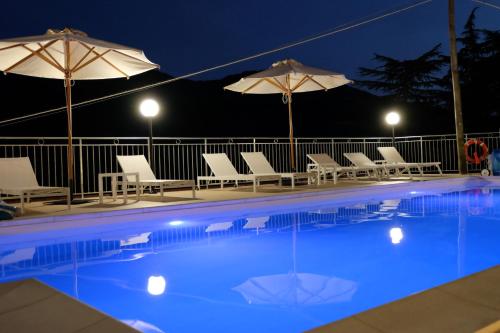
306 153 369 184
198 153 281 192
343 153 393 180
241 152 314 189
116 155 196 199
0 157 70 214
377 147 443 176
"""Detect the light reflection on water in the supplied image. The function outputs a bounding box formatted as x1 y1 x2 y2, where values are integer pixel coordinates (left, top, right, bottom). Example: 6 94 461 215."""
1 188 500 333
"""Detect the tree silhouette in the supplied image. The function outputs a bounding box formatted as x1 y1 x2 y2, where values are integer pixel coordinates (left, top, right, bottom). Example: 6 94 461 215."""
358 44 447 104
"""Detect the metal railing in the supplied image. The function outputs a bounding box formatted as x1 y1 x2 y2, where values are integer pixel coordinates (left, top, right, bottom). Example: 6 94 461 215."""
0 132 498 196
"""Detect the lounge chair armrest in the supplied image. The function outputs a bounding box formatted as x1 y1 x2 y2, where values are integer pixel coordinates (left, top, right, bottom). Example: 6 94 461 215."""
374 160 387 164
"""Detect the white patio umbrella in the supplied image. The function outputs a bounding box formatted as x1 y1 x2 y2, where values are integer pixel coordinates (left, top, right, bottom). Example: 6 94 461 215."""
0 28 159 200
224 59 352 170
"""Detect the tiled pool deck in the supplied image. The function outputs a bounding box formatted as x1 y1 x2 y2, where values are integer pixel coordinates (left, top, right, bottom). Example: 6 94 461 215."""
2 174 500 333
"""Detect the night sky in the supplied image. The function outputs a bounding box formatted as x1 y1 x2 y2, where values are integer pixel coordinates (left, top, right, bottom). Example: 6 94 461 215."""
1 0 499 81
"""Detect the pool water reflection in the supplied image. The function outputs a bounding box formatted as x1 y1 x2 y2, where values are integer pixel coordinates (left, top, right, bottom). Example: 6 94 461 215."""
1 187 500 332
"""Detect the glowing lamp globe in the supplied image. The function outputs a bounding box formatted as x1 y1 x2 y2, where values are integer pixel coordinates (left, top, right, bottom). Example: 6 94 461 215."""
140 99 160 118
385 111 400 126
147 275 166 296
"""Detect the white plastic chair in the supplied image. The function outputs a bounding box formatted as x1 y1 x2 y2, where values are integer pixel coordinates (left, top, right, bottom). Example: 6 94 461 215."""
0 157 70 214
343 153 389 180
377 147 442 176
198 153 281 192
117 155 195 198
241 152 314 188
306 153 363 184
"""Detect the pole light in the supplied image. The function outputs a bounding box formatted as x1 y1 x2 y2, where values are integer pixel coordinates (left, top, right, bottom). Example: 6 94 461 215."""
385 111 400 146
139 99 160 165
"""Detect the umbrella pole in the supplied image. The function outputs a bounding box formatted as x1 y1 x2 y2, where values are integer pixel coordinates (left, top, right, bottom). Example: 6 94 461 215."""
286 74 296 172
65 76 74 201
288 94 295 171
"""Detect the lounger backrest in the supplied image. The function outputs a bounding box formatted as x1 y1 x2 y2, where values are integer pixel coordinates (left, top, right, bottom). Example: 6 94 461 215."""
344 153 377 167
0 157 39 189
117 155 156 181
202 153 239 176
307 154 340 167
241 152 275 174
377 147 406 163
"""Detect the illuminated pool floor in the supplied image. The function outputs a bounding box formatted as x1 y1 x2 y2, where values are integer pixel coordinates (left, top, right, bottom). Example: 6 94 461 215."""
1 184 500 332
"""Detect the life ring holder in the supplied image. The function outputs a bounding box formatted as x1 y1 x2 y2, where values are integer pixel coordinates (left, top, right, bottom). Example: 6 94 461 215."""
464 138 488 164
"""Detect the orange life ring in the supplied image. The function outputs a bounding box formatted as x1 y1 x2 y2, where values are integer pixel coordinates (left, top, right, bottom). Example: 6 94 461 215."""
464 138 488 164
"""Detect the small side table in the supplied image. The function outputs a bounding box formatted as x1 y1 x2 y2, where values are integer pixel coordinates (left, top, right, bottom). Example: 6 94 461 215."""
98 172 140 204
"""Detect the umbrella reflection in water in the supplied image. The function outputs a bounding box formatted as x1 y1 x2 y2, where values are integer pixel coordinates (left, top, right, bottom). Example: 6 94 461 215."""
233 215 357 306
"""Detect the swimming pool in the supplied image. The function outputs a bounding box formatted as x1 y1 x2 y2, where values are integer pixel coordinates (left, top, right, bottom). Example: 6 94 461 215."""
1 178 500 332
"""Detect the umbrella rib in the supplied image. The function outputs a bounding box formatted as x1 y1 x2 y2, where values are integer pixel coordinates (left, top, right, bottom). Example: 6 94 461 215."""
72 48 111 73
5 40 63 73
70 46 95 72
266 78 287 92
38 43 64 71
290 76 309 92
0 43 24 52
306 75 328 91
242 78 266 93
74 42 128 78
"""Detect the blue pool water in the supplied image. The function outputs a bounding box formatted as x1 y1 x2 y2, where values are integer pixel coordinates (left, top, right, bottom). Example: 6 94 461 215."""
1 183 500 332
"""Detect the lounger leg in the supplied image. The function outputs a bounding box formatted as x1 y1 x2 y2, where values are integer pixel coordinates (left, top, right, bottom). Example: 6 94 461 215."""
136 185 140 201
417 166 423 176
98 175 104 204
111 176 117 201
317 169 321 185
333 171 338 184
437 165 443 175
291 177 295 189
279 178 282 187
123 179 128 204
253 180 257 192
27 193 31 203
20 193 24 215
192 186 196 198
67 189 71 210
160 185 164 198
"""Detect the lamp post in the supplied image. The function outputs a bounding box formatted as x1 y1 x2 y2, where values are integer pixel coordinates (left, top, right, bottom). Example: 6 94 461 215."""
139 99 160 166
385 111 400 146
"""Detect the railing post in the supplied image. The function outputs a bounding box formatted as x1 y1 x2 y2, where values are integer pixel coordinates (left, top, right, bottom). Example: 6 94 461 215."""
420 136 424 164
295 138 299 171
253 138 256 152
204 138 208 176
464 133 468 173
79 138 84 199
363 138 367 154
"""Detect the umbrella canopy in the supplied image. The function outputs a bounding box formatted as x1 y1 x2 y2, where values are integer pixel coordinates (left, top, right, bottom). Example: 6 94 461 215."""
0 28 157 79
233 272 357 306
224 59 351 170
0 28 159 199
